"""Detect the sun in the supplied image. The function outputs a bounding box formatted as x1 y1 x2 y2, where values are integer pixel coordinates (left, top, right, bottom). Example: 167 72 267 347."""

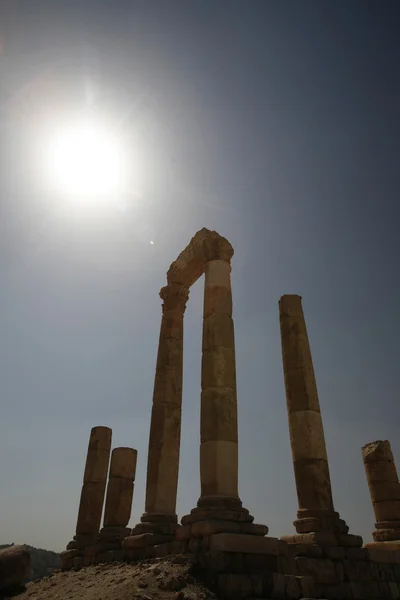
44 118 127 201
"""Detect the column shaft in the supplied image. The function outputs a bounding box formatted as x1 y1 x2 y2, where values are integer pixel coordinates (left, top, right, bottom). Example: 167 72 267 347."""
199 259 239 504
76 426 112 537
142 283 189 521
103 447 137 528
362 440 400 542
279 295 340 534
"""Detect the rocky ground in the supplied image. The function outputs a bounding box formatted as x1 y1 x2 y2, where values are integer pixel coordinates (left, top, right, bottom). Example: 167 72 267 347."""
10 555 219 600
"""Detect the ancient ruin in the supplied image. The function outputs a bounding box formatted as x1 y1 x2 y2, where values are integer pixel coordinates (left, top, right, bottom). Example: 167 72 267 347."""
279 294 361 547
60 229 400 600
362 440 400 548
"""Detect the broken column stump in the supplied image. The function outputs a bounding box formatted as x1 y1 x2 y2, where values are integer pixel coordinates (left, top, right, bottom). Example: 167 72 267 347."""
362 439 400 550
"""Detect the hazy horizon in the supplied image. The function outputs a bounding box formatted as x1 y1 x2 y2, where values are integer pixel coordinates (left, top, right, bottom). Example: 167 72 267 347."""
0 1 399 552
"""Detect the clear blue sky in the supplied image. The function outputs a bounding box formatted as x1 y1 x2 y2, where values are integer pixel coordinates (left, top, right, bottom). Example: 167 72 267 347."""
0 1 399 552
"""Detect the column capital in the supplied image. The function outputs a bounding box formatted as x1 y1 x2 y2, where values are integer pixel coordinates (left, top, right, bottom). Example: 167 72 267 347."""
160 283 189 313
202 233 234 264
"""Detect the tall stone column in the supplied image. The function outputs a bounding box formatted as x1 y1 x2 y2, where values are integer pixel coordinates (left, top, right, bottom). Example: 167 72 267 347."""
61 426 112 568
199 257 240 507
362 440 400 544
179 231 268 542
129 283 189 544
279 295 360 545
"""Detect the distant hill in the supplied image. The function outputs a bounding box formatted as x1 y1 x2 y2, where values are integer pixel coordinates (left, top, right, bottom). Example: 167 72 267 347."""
0 543 60 581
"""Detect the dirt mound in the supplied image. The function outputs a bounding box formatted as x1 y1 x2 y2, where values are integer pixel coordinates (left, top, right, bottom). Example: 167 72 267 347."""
14 555 219 600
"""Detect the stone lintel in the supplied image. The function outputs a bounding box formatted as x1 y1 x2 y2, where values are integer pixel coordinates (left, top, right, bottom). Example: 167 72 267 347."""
209 532 283 555
167 228 234 287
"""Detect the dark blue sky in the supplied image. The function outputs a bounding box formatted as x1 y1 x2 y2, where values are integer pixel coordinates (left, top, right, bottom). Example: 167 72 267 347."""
0 1 399 551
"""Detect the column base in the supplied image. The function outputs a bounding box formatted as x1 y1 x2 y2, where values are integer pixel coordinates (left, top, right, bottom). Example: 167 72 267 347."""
122 512 180 557
372 520 400 542
365 540 400 551
293 509 349 534
179 496 268 541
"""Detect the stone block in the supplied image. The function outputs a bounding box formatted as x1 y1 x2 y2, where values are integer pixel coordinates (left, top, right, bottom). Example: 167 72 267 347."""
282 531 338 546
323 582 351 599
365 460 399 483
83 426 112 484
293 543 323 558
73 556 83 570
297 575 314 598
244 552 278 573
295 556 336 584
289 411 328 461
181 507 253 524
210 533 280 555
337 533 363 547
346 547 368 560
376 563 395 581
217 573 253 599
201 388 237 445
392 563 400 581
200 440 238 498
334 560 344 582
201 346 236 390
240 522 269 536
134 522 178 536
76 482 106 535
342 558 371 581
284 575 301 599
103 477 134 528
271 573 285 598
191 519 241 537
109 447 137 480
388 582 400 599
373 528 400 542
175 524 191 540
368 547 395 563
122 533 172 549
202 313 235 352
324 546 346 560
370 481 400 503
362 440 395 463
60 550 77 571
278 554 297 575
374 500 400 522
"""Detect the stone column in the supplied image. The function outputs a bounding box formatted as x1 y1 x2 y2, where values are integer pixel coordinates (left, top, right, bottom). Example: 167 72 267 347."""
61 426 112 568
199 257 240 507
279 295 359 544
362 440 400 544
133 283 189 539
94 447 137 559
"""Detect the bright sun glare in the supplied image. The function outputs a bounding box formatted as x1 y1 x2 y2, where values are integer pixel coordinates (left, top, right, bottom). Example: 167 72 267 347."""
44 119 127 200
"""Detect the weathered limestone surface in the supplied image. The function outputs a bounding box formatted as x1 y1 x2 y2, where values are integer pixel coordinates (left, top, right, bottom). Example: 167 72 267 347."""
61 426 112 568
362 440 400 543
279 295 357 544
0 545 31 593
136 282 189 538
76 426 112 536
200 258 238 502
103 447 137 528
